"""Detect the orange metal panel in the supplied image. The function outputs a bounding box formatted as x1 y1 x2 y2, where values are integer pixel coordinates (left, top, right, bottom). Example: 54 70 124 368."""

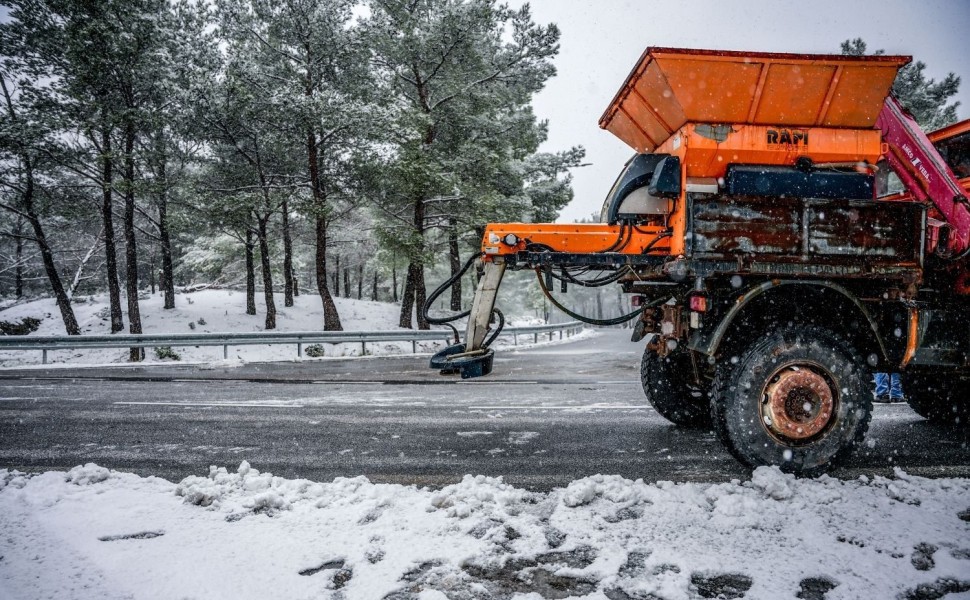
623 88 672 149
815 66 844 124
752 64 838 125
655 125 883 179
600 47 910 152
480 223 671 258
633 61 685 132
746 64 770 123
821 67 900 127
606 109 653 154
928 118 970 142
657 57 762 123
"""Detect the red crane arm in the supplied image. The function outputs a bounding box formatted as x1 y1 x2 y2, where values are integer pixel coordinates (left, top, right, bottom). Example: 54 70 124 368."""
877 95 970 253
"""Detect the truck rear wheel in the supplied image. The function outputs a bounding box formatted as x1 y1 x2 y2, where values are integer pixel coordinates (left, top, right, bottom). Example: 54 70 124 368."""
640 347 711 428
711 325 871 477
905 375 968 427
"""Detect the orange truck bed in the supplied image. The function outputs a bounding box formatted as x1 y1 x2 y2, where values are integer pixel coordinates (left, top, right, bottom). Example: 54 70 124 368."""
599 47 909 153
482 48 911 259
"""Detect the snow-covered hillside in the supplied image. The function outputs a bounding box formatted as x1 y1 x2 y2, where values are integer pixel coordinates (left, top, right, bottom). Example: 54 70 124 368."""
0 289 564 367
1 463 968 600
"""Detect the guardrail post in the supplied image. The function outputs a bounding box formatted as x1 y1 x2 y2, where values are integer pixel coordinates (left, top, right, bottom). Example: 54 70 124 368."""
513 332 517 346
361 341 366 355
42 349 47 364
412 340 417 354
223 345 228 360
533 333 538 343
298 343 303 358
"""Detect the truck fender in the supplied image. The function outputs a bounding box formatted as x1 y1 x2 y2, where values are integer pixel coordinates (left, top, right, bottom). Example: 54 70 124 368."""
688 280 891 365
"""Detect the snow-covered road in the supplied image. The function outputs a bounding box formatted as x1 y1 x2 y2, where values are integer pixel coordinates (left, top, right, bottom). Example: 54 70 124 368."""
2 331 969 488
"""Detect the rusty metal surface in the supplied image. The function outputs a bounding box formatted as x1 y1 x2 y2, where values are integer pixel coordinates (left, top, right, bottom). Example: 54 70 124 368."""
763 367 835 442
689 196 924 267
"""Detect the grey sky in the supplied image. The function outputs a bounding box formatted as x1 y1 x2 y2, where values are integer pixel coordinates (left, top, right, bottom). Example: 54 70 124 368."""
512 0 970 222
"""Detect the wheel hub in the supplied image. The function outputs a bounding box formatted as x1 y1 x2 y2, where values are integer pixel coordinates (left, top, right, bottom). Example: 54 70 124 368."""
762 367 835 441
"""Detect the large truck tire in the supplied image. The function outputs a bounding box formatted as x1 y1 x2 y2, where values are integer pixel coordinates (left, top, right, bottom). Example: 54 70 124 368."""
905 375 968 427
711 325 872 477
640 346 712 428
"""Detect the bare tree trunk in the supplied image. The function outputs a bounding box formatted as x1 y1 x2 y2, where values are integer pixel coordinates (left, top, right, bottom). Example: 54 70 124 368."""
333 253 341 297
371 270 378 301
344 267 350 301
357 263 363 300
399 267 414 328
123 120 143 361
100 125 124 332
400 197 429 329
448 219 461 311
245 229 256 315
392 264 398 302
415 262 428 330
293 274 299 297
23 169 80 334
315 217 341 330
307 128 341 330
281 196 294 307
68 230 102 299
14 216 23 298
148 246 156 294
257 215 276 330
156 145 175 310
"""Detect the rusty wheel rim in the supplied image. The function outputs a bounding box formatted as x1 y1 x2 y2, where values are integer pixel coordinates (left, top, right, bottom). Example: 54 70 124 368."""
761 363 837 444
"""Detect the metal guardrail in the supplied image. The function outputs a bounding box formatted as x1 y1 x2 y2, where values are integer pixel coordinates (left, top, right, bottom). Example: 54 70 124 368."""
0 321 584 364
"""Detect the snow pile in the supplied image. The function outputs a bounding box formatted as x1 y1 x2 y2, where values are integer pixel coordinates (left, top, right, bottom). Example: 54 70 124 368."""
429 474 537 519
64 463 112 486
2 463 970 599
0 289 584 367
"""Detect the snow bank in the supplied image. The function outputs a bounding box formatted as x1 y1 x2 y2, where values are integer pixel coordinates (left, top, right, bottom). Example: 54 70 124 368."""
0 290 582 367
2 463 969 599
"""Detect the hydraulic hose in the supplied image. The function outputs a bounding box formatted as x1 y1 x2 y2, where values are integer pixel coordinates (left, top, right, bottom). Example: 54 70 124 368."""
536 268 665 326
422 252 505 347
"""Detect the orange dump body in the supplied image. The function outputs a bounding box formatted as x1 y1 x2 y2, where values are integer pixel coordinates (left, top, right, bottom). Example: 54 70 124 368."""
481 48 910 261
599 47 909 153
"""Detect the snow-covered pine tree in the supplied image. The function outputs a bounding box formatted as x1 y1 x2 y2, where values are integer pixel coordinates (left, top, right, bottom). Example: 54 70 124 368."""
363 0 568 329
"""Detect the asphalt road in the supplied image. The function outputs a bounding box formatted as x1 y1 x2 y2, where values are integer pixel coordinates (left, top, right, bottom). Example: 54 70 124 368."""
1 330 967 489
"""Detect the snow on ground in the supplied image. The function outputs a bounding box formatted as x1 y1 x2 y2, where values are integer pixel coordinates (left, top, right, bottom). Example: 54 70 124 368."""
1 463 969 600
0 290 585 367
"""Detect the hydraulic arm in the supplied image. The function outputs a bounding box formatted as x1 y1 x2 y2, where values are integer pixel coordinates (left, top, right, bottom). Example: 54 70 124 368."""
878 95 970 254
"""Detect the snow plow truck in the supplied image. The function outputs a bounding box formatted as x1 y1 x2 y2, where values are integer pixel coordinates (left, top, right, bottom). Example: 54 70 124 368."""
426 48 970 476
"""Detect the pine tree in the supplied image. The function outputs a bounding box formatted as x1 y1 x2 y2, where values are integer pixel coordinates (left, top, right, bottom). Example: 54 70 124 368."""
0 3 81 334
365 0 563 328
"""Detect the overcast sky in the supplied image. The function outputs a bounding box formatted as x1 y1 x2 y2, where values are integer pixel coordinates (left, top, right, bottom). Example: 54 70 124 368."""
510 0 970 222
